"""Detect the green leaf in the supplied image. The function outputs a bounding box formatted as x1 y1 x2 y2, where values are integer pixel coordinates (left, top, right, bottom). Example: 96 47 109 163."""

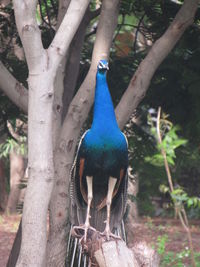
159 184 169 194
187 198 193 208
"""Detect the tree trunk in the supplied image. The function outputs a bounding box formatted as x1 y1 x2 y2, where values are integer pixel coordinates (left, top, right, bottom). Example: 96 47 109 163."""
13 1 91 266
126 172 139 224
0 159 8 211
71 229 159 267
6 150 24 214
94 240 160 267
94 240 139 267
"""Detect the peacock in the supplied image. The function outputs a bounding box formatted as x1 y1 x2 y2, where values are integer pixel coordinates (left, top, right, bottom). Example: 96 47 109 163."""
68 59 128 266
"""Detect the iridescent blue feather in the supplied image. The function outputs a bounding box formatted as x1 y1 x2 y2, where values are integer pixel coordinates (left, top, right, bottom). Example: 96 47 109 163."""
69 60 128 267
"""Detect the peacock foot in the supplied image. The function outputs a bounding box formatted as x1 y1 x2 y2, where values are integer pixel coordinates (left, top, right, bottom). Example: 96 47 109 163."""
72 224 96 242
100 228 121 241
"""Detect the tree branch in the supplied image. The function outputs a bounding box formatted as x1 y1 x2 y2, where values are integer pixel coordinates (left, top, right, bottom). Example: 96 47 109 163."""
13 0 45 71
95 240 139 267
56 0 71 28
48 0 90 71
61 7 91 121
0 61 28 113
115 0 199 129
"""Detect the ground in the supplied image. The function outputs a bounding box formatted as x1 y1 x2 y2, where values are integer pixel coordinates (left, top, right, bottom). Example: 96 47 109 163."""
0 214 199 266
128 217 200 266
0 214 20 267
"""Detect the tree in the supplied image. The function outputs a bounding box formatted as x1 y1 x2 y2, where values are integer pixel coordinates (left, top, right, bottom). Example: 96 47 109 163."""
0 0 198 266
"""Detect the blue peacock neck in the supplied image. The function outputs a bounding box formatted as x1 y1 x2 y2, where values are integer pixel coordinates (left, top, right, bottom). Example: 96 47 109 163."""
91 70 119 133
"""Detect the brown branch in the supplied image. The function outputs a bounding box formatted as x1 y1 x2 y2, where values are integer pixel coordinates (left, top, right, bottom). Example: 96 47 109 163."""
133 13 145 54
61 7 91 121
115 0 199 129
88 7 101 20
0 61 28 113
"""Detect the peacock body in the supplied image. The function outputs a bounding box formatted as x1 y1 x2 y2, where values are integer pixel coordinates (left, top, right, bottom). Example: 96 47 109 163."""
69 59 128 266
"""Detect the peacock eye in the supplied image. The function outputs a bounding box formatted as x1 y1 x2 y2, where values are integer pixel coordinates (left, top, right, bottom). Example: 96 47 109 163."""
99 63 103 69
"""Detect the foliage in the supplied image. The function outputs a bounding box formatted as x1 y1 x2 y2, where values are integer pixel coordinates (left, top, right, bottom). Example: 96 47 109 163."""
157 234 168 255
0 137 27 158
146 110 200 218
156 234 200 267
146 111 188 166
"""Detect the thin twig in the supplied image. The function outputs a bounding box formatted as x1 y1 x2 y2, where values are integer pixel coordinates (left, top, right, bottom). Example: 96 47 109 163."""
156 107 196 267
156 107 174 192
133 13 145 54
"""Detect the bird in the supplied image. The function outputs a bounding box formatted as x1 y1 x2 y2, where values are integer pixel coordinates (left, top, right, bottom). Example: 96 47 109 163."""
70 59 128 245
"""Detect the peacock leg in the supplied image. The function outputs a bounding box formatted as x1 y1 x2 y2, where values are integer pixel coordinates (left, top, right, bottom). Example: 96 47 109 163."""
73 176 95 242
84 176 93 241
103 176 117 240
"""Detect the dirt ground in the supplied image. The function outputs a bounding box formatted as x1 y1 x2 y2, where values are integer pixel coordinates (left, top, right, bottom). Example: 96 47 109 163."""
0 214 199 267
0 214 21 267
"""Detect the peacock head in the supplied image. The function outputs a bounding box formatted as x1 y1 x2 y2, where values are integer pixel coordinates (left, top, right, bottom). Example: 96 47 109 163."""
97 59 109 73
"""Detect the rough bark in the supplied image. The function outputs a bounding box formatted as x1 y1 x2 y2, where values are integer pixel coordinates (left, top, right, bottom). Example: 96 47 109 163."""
13 0 90 266
131 241 160 267
95 242 160 267
94 240 160 267
94 240 139 267
72 229 159 267
6 150 24 214
46 1 120 266
115 0 199 129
